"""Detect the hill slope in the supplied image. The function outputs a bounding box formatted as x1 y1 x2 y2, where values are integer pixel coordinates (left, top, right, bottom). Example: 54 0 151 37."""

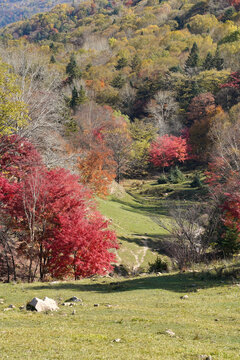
0 0 75 28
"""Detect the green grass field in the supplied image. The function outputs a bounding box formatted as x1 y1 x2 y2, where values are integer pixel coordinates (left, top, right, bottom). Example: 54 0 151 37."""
1 173 239 359
97 174 205 272
0 273 240 359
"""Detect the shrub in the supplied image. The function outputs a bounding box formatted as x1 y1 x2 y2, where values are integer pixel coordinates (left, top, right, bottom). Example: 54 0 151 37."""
216 225 240 256
168 166 185 184
148 256 171 273
190 173 203 188
157 175 168 184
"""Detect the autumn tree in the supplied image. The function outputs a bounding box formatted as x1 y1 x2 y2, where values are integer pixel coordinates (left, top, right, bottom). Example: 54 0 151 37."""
71 103 131 190
149 134 189 170
0 138 118 281
77 143 116 196
205 119 240 254
147 91 180 135
0 46 68 167
0 134 42 179
0 60 28 136
104 125 132 183
187 93 216 125
129 119 157 177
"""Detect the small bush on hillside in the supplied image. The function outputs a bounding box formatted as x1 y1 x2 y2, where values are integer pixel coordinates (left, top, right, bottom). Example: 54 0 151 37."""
157 175 168 184
148 256 171 273
113 264 130 276
168 166 185 184
216 225 240 256
190 173 203 188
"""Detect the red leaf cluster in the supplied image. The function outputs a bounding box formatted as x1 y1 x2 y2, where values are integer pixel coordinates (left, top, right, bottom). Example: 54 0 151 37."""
221 72 240 89
206 157 240 239
149 134 190 168
228 0 240 10
0 135 118 280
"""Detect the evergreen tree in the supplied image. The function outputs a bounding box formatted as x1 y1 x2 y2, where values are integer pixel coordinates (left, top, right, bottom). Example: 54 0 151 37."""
78 85 87 104
185 42 199 70
50 55 56 64
115 56 128 70
111 74 125 88
202 52 213 70
70 86 86 109
131 54 141 71
66 54 81 81
212 48 224 71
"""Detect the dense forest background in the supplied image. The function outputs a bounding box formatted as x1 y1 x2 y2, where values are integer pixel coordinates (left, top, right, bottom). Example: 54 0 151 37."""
0 0 240 281
0 0 75 28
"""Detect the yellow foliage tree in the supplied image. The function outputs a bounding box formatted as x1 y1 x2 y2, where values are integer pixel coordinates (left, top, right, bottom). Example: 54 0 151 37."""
0 60 28 135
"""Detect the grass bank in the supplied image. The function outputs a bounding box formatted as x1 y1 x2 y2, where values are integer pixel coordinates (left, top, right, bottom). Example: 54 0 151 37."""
0 273 239 359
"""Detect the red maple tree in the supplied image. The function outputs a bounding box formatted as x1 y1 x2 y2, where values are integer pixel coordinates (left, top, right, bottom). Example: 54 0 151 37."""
206 156 240 253
0 134 42 179
149 134 189 169
0 136 118 281
221 72 240 89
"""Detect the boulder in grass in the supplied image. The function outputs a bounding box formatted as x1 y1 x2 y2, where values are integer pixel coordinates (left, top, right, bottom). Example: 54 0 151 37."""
26 297 59 312
64 296 82 303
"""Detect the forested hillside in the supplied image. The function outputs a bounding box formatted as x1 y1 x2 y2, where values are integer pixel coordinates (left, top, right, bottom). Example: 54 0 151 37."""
0 0 240 281
0 0 75 28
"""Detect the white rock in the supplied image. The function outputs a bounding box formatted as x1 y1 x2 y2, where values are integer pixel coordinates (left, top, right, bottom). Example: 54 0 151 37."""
27 297 59 312
165 329 175 337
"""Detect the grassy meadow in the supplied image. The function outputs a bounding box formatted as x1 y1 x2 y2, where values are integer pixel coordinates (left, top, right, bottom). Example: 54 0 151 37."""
98 172 205 271
1 173 239 359
0 273 240 359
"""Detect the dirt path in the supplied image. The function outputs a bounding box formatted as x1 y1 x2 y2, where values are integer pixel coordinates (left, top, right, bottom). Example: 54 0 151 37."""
132 236 149 271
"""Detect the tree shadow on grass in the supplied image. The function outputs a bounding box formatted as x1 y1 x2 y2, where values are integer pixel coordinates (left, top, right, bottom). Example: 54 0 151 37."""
29 269 237 294
110 197 169 217
119 234 174 253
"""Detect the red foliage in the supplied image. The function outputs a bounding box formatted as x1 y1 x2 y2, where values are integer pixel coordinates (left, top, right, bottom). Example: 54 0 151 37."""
0 138 118 280
206 158 240 240
228 0 240 10
223 192 240 232
0 135 42 179
149 134 189 168
187 93 216 125
221 72 240 89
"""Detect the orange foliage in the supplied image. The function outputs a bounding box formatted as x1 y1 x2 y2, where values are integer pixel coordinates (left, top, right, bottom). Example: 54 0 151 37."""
77 144 116 197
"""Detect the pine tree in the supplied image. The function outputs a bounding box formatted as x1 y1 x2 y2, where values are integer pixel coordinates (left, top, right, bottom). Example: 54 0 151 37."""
212 48 224 71
202 52 213 70
70 86 86 109
131 54 141 71
66 54 81 81
115 56 128 70
50 55 56 64
185 42 199 70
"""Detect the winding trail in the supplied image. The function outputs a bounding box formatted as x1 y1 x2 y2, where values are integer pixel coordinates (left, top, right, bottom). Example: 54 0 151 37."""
132 236 149 271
